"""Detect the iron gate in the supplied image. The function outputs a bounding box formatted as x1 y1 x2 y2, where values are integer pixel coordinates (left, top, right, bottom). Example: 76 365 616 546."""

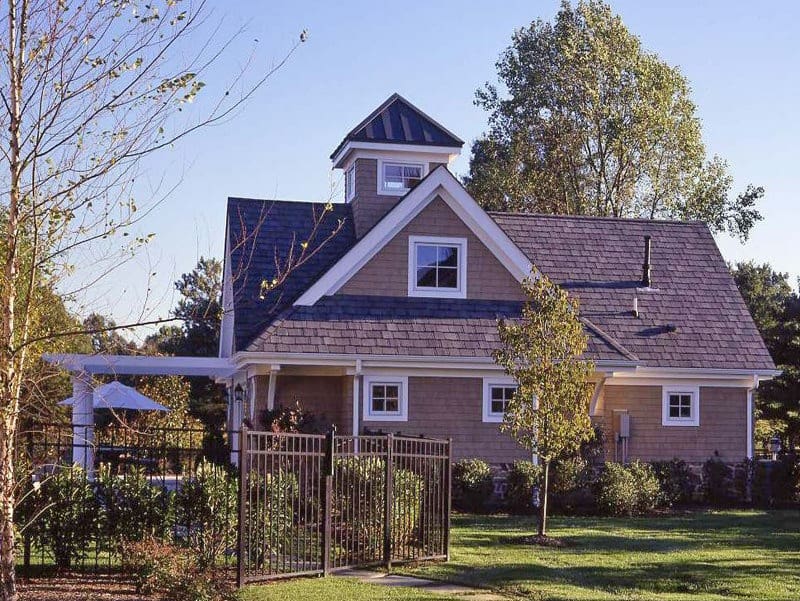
237 429 451 585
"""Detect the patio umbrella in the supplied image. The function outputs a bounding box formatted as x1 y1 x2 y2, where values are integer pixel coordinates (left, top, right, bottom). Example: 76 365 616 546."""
59 381 169 412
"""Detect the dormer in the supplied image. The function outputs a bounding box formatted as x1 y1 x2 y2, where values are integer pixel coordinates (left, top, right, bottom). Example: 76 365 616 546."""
331 93 463 238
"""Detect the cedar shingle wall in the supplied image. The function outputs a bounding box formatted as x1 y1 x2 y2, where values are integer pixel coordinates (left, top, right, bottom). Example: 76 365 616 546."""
272 375 347 431
362 376 529 463
340 196 523 300
597 385 748 463
350 159 401 237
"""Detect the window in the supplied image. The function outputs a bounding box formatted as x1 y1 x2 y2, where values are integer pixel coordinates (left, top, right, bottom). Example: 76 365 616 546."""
483 379 517 423
661 385 700 426
407 236 467 298
345 164 355 201
363 376 408 421
379 161 424 194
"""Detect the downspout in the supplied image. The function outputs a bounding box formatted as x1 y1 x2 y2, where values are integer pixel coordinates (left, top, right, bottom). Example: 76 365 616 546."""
747 374 759 460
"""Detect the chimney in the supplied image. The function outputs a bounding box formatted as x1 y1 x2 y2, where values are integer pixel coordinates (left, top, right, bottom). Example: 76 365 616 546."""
642 236 652 288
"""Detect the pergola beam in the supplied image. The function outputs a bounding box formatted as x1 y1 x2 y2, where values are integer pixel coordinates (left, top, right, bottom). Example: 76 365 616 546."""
43 353 236 377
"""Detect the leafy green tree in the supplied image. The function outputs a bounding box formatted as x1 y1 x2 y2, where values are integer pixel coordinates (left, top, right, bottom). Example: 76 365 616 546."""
494 270 595 537
732 261 800 448
467 0 763 240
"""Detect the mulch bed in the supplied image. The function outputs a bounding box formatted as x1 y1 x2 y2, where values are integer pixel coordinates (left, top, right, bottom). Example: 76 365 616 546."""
17 574 145 601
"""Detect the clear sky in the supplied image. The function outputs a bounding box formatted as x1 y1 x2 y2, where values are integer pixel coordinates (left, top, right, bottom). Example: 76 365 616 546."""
103 0 800 333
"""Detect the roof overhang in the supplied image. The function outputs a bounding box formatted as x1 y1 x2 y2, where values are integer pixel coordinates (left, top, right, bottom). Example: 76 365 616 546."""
43 353 236 378
331 140 461 169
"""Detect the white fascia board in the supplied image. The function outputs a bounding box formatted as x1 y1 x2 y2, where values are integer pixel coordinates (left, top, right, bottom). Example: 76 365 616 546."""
43 354 236 377
293 168 533 306
218 224 235 359
615 366 780 380
332 141 460 169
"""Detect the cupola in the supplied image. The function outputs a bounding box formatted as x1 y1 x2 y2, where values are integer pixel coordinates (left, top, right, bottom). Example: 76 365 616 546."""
331 93 463 237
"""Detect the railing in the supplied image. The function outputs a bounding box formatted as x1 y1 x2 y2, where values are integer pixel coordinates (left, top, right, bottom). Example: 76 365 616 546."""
238 429 451 585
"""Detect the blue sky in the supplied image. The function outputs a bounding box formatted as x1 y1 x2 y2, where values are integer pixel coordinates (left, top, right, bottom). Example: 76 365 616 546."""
106 0 800 331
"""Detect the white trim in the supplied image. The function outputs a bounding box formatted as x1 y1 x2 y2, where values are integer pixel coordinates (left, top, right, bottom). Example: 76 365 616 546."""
482 377 517 423
363 375 408 422
219 226 235 358
747 374 759 459
267 372 277 412
378 159 427 196
589 380 605 417
661 385 700 427
407 235 467 299
345 163 356 202
44 353 235 377
333 141 460 168
294 168 533 306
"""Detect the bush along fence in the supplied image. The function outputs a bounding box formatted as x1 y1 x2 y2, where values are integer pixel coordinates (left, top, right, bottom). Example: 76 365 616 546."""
13 423 452 589
452 453 800 516
238 430 451 586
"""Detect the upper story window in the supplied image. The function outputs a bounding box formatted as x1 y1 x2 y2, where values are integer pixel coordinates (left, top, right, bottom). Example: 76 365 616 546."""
363 376 408 422
407 236 467 299
345 164 356 201
662 385 700 427
380 160 424 195
483 379 517 423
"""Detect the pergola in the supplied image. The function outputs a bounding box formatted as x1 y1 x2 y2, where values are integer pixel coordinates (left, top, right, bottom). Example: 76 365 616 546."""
43 353 236 473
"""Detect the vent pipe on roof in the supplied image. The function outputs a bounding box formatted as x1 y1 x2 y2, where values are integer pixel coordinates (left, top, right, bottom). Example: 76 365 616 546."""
642 236 652 288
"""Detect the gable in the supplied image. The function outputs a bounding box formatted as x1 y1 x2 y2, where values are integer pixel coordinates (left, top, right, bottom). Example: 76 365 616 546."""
340 196 524 301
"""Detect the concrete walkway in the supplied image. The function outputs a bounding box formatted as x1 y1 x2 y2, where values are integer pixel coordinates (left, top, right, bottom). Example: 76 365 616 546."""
336 569 508 600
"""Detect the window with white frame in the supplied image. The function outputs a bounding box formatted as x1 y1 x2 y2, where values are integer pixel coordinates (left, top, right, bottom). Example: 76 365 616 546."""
661 385 700 426
483 379 517 423
408 236 467 298
345 164 356 201
380 161 424 194
363 376 408 421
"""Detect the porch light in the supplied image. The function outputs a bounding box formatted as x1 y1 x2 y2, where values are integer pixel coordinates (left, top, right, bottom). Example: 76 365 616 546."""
234 384 244 404
768 436 781 460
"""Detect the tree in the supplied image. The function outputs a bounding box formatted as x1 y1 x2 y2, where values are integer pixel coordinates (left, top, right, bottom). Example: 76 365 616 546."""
732 262 800 448
493 270 595 537
0 2 311 597
466 0 763 240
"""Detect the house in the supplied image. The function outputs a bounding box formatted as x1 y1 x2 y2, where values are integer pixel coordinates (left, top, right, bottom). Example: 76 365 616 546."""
220 93 777 466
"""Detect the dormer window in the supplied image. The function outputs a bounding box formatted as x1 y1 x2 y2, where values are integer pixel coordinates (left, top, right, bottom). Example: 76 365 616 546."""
380 160 424 195
407 235 467 298
345 164 355 201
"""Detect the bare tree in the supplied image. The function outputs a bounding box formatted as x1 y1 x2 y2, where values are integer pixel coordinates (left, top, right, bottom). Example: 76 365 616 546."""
0 2 323 598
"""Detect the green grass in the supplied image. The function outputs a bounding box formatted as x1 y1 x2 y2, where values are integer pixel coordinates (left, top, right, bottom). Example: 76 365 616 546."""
404 511 800 600
240 576 462 600
243 510 800 601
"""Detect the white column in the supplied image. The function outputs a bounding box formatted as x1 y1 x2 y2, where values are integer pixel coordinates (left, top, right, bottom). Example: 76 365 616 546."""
267 371 277 412
747 375 758 460
71 371 95 477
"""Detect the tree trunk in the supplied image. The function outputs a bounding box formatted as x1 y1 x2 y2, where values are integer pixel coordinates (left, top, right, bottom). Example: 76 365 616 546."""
538 460 549 538
0 414 17 601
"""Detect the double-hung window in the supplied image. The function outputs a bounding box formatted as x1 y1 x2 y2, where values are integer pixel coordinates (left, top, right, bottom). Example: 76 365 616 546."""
483 379 517 423
380 161 423 194
363 376 408 421
408 236 467 298
662 386 700 426
345 164 356 201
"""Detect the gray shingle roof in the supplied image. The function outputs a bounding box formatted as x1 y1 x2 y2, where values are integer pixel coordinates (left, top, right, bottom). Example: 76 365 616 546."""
491 212 775 370
331 93 463 160
227 199 774 371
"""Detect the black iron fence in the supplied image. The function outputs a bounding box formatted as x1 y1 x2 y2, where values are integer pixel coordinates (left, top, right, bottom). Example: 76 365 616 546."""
238 430 451 585
14 422 239 573
14 424 452 585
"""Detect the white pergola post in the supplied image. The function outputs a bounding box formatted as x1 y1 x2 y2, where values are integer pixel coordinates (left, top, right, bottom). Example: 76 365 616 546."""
71 371 95 477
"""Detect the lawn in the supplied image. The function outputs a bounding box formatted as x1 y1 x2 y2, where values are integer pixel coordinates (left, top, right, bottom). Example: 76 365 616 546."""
244 510 800 601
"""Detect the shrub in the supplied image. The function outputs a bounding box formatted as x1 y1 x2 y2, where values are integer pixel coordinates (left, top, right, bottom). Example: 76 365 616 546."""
549 456 596 514
174 460 238 566
651 458 698 506
244 469 298 565
122 539 236 601
597 461 661 516
331 456 424 559
260 401 330 434
98 465 173 547
703 453 735 507
504 461 541 514
31 464 103 568
752 455 800 508
451 459 493 513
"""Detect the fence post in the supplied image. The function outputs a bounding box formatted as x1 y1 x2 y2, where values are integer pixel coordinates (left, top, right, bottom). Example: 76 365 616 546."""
236 427 248 589
444 438 452 561
322 427 335 575
383 433 394 571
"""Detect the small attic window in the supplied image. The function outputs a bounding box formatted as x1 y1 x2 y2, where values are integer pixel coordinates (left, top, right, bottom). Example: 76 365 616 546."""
408 235 467 299
380 161 424 195
345 164 355 201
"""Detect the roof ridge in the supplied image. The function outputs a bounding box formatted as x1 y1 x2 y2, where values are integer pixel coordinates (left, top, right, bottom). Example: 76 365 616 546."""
580 316 640 363
227 196 342 207
489 211 707 227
